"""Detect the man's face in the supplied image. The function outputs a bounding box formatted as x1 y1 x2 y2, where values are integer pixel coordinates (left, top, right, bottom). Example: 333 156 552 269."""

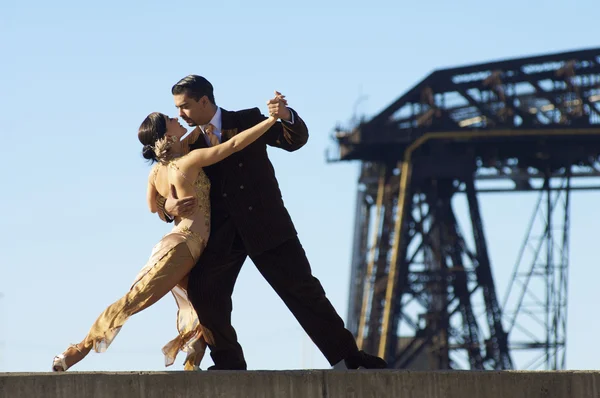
174 93 212 126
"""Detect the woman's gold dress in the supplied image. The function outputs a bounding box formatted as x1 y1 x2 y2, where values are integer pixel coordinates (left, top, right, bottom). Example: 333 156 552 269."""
81 160 211 370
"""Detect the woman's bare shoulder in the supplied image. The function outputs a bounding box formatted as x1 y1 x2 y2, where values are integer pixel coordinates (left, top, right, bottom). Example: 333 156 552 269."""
168 158 197 182
148 163 160 182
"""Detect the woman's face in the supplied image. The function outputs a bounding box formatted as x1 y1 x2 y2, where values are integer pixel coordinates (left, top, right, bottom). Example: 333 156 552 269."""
165 116 187 140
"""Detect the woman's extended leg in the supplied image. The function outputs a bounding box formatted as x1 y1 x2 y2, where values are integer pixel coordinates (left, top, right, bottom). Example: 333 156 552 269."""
52 242 196 371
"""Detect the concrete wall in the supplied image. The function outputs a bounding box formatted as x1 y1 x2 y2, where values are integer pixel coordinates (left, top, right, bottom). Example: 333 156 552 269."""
1 370 599 398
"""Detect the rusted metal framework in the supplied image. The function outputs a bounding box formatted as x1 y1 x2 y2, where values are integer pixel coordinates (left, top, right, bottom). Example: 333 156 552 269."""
332 48 600 370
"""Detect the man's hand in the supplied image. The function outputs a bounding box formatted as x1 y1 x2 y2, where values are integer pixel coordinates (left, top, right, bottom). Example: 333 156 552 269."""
267 91 291 122
165 184 197 218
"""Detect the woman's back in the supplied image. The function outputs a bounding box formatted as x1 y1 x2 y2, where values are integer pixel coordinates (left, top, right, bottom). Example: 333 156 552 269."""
153 160 202 209
151 160 211 259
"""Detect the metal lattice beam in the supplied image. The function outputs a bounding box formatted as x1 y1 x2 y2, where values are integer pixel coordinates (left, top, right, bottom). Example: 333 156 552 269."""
333 48 600 370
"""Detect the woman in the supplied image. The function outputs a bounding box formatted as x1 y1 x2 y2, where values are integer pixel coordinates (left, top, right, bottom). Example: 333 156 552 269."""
52 105 277 372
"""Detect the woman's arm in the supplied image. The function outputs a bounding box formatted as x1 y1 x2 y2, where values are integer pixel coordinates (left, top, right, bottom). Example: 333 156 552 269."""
179 116 277 172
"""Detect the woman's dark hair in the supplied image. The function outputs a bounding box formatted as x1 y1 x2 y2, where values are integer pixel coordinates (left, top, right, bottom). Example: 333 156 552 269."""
171 75 216 104
138 112 168 163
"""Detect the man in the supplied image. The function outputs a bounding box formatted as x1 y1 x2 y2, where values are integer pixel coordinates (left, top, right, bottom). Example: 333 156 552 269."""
155 75 386 370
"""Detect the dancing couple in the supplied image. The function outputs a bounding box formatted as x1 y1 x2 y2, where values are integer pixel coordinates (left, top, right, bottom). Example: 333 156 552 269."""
52 75 387 371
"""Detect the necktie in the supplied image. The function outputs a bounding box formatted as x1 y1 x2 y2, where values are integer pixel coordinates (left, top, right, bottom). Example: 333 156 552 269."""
205 123 219 147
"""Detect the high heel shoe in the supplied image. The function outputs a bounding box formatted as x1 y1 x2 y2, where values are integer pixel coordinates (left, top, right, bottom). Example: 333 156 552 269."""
52 344 83 372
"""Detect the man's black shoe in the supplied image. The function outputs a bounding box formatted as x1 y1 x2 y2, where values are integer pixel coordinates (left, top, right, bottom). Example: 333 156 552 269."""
207 362 247 371
344 350 388 369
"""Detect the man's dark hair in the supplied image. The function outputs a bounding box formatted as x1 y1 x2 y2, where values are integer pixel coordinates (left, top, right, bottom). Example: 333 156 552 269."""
171 75 216 104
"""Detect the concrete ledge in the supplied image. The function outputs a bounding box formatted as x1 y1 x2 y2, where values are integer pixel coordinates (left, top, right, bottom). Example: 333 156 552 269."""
1 370 599 398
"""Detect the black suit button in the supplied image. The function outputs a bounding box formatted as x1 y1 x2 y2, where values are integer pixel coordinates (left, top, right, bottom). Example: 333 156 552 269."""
248 206 253 211
240 185 244 190
239 162 243 167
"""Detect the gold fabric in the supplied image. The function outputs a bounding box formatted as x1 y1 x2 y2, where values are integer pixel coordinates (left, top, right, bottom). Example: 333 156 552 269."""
81 161 211 370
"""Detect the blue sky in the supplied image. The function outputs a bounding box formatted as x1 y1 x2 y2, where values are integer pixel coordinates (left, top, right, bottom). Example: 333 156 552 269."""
1 0 599 372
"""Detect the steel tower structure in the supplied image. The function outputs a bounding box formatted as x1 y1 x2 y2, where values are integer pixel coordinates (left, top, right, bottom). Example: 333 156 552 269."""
331 48 600 370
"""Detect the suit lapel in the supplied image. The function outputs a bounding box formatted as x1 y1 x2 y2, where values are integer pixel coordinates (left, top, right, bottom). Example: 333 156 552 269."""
220 109 239 143
212 109 233 191
221 108 233 131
